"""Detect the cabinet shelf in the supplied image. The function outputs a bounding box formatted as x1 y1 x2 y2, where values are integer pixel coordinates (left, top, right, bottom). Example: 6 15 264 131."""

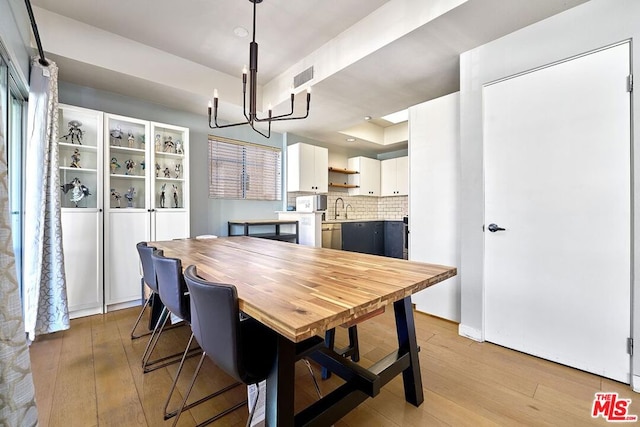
155 151 185 159
60 166 97 173
59 142 98 151
110 145 145 154
329 167 359 174
110 173 145 179
156 177 185 182
329 183 359 188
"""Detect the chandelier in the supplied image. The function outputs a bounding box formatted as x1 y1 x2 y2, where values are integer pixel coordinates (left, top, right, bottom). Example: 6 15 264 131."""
207 0 312 138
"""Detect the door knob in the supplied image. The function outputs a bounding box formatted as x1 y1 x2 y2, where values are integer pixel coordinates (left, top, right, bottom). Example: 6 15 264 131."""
487 223 506 232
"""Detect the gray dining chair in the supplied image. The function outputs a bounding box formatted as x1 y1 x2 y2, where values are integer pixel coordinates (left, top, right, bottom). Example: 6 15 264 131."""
151 250 230 421
140 249 198 374
176 265 279 427
131 241 158 339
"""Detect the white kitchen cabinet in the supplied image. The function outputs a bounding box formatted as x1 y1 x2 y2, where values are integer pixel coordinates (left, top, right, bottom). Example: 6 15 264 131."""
104 114 190 311
348 156 380 196
287 142 328 193
381 156 408 196
58 104 104 319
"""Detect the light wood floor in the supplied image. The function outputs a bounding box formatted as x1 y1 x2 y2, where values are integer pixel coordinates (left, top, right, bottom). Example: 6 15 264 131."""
30 306 635 426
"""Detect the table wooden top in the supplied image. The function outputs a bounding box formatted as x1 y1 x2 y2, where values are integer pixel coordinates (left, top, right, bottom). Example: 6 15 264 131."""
150 237 456 343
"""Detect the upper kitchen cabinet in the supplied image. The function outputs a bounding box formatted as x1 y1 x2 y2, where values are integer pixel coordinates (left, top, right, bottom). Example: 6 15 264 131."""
287 142 328 193
381 156 408 196
348 156 380 196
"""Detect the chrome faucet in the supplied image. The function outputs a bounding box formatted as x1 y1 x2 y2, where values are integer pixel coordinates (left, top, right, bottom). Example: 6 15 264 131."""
334 197 344 220
345 204 353 220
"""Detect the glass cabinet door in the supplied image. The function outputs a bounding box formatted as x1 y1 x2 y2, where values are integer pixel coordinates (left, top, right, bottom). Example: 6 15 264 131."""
150 122 188 211
58 104 103 209
104 114 149 210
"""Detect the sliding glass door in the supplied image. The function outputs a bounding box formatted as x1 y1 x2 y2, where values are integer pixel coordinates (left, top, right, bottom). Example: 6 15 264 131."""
0 46 27 300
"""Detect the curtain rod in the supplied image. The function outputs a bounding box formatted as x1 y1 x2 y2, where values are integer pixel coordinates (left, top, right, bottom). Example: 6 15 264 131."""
24 0 49 66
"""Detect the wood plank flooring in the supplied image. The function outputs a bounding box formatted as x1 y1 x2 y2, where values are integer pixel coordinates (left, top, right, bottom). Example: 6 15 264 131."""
30 307 635 426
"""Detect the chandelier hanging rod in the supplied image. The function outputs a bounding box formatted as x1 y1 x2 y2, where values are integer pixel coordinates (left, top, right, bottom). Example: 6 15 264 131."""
207 0 311 138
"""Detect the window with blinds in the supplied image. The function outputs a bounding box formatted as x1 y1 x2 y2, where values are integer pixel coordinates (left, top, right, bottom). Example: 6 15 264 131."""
208 136 282 200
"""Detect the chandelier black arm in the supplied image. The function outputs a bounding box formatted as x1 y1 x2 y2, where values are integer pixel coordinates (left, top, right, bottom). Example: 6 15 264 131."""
254 93 310 122
255 93 295 122
250 120 271 138
208 117 251 129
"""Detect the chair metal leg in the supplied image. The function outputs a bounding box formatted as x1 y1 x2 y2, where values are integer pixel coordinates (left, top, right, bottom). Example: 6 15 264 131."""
172 352 245 427
130 288 153 340
141 305 168 368
303 359 322 399
141 306 197 373
164 332 195 418
164 333 229 420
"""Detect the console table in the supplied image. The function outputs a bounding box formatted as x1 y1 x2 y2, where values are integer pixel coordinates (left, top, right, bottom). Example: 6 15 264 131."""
228 219 299 243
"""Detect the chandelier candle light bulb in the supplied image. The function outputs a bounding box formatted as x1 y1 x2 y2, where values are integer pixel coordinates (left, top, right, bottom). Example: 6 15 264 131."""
206 0 311 138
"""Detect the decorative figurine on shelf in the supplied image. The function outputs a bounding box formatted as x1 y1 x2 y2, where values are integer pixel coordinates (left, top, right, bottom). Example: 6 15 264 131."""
61 177 91 207
172 184 179 208
160 183 166 208
164 136 175 153
128 132 135 148
163 167 171 178
70 148 81 168
110 125 123 146
124 187 135 208
140 134 145 147
110 188 122 208
174 163 181 179
110 157 121 174
140 160 146 170
62 120 83 145
155 163 161 177
175 139 184 155
124 159 136 175
155 134 162 153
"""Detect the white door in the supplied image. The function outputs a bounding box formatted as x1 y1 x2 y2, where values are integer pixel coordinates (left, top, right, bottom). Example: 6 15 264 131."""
484 43 631 383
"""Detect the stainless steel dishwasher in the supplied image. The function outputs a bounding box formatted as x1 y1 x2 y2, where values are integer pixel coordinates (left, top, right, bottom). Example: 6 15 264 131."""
321 222 342 250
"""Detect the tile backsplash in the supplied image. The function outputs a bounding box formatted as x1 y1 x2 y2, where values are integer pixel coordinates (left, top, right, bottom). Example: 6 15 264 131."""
287 191 407 221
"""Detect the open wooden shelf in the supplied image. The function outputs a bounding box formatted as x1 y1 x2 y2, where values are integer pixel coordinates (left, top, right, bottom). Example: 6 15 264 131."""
329 183 359 188
329 167 359 174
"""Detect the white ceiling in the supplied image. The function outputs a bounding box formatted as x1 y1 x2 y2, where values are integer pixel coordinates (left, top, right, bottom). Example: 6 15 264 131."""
31 0 588 153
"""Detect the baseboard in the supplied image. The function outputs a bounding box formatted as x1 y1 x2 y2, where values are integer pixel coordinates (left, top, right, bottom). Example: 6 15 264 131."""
632 375 640 393
458 324 483 342
106 299 141 312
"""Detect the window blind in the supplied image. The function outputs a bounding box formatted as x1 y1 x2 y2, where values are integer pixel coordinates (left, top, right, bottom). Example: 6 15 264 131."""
208 136 281 200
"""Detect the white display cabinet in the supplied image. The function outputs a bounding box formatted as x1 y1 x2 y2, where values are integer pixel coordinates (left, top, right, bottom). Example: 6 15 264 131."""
104 113 151 310
151 121 190 241
104 114 190 311
58 104 104 318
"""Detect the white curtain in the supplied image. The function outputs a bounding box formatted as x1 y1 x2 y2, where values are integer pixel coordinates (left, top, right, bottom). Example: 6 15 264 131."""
23 57 69 341
0 72 38 426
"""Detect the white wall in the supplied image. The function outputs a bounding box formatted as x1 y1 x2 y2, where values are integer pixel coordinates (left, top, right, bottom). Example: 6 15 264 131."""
458 0 640 386
409 93 460 321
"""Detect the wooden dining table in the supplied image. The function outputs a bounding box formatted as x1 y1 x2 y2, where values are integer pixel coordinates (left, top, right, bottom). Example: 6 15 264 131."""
150 236 456 427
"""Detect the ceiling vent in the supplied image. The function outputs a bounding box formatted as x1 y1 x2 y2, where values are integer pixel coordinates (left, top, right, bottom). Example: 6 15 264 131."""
293 66 314 88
